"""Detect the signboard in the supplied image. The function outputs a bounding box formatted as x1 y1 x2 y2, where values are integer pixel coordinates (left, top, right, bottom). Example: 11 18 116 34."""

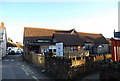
49 45 56 49
0 28 4 40
56 42 63 57
114 32 120 38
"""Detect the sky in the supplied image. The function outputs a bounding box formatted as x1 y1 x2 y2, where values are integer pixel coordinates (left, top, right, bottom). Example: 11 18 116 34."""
0 0 119 43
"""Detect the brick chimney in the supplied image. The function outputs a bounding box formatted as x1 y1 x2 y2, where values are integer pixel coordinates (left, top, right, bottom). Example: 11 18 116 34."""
1 22 4 28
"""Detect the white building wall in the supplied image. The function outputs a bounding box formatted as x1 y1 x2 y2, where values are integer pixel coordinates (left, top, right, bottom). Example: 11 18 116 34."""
0 42 2 59
0 28 7 58
0 28 3 59
2 29 7 57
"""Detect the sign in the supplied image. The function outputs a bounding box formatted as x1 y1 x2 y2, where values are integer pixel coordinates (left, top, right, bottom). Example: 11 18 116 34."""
114 32 120 38
49 45 56 49
56 42 63 57
0 28 4 40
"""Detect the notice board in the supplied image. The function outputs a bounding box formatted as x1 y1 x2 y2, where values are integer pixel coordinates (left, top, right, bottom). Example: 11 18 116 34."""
56 42 63 57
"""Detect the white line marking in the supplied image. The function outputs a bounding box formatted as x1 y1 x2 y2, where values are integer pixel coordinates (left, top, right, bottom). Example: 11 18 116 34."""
4 60 9 61
32 76 39 81
25 72 29 76
29 70 34 74
11 60 14 61
21 67 29 76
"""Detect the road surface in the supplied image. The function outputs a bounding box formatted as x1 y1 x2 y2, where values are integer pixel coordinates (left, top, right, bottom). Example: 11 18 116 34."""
81 72 100 81
1 54 54 81
1 54 100 81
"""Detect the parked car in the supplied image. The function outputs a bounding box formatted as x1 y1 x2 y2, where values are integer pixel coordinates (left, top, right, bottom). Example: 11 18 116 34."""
8 50 15 55
16 50 23 54
11 50 15 55
7 48 24 55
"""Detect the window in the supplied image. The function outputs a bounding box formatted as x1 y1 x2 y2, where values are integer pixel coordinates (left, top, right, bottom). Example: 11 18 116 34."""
49 49 56 52
53 39 57 42
0 33 4 35
53 49 56 52
70 46 77 51
38 40 50 42
49 49 52 52
77 46 81 51
98 45 103 51
70 47 74 51
44 49 49 53
85 43 91 50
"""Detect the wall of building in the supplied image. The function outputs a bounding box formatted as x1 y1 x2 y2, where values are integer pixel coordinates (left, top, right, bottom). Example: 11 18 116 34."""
64 46 89 58
97 44 109 54
0 27 3 58
0 42 2 59
102 44 109 53
1 28 7 57
0 22 7 58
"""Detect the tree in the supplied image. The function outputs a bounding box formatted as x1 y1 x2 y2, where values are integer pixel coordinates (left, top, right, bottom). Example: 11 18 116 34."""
8 37 13 42
16 42 23 49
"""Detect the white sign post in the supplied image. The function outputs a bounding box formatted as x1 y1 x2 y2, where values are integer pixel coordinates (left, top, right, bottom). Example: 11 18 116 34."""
56 42 63 57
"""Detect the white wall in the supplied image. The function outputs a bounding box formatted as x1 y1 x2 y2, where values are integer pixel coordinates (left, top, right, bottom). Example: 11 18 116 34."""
0 42 2 59
1 28 7 57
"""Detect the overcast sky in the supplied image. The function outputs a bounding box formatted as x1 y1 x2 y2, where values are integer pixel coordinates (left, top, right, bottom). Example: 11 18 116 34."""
0 0 119 43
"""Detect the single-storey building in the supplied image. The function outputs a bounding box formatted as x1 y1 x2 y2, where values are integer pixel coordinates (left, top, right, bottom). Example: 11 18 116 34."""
78 32 109 54
23 27 109 58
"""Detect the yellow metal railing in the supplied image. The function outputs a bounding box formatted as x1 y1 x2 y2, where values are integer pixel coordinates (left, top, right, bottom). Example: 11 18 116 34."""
71 57 86 67
32 54 45 68
105 54 112 59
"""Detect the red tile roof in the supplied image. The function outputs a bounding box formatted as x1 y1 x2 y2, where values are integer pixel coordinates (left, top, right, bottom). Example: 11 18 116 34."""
78 32 109 44
24 27 65 37
53 33 85 46
24 27 109 44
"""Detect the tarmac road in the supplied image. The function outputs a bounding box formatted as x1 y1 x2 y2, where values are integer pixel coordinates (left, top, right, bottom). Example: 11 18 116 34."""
81 72 100 81
1 54 54 81
1 54 101 81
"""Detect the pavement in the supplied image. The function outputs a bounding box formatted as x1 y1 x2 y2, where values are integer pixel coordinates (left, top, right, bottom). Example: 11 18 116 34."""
81 72 100 81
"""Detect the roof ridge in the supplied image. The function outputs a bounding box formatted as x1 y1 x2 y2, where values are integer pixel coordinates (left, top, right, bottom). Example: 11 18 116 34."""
24 27 100 35
24 27 66 31
54 33 78 35
78 32 100 35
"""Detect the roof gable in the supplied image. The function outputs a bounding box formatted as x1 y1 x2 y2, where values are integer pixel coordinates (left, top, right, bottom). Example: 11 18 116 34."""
55 29 78 35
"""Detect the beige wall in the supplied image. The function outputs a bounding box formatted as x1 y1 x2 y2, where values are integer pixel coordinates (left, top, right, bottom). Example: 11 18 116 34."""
64 46 89 58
